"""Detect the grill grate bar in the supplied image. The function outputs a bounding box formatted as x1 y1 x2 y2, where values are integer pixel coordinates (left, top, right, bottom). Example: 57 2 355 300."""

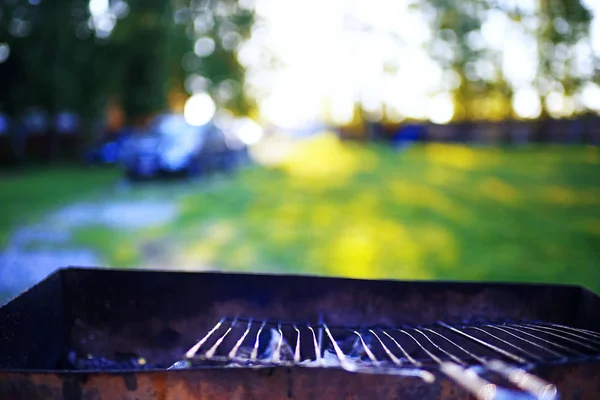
397 329 443 365
539 322 600 339
350 330 380 365
437 321 527 364
413 328 468 366
184 317 600 373
185 317 225 359
467 326 545 362
410 326 560 398
483 325 567 359
229 318 253 360
500 325 585 356
516 324 600 352
206 317 238 359
293 324 301 363
389 329 515 398
180 317 600 400
372 329 408 366
323 323 358 372
251 319 267 362
307 323 322 365
273 323 283 364
410 326 559 398
524 324 600 346
421 327 487 364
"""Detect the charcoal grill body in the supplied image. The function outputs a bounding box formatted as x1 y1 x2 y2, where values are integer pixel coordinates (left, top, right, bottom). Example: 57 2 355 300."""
0 267 599 399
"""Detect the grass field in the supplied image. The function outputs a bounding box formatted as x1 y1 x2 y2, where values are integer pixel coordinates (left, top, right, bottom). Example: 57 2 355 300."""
0 166 120 246
3 137 600 292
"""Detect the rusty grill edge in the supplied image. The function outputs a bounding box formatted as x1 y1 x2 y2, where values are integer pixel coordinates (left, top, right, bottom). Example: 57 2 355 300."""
1 267 599 399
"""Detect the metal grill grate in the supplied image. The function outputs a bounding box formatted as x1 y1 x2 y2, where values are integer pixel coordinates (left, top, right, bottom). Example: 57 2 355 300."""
181 318 600 399
185 318 600 368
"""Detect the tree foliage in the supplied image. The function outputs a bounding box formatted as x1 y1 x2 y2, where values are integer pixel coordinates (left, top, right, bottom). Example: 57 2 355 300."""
0 0 254 129
422 0 596 121
0 0 596 128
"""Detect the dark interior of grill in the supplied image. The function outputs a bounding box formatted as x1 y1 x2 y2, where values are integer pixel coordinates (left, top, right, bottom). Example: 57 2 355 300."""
1 267 599 373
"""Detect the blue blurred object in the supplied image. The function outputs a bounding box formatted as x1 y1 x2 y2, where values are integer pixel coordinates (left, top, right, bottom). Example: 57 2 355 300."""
55 112 79 134
392 123 425 149
0 114 15 166
99 141 122 164
119 114 246 180
23 109 49 136
0 114 8 135
86 128 132 165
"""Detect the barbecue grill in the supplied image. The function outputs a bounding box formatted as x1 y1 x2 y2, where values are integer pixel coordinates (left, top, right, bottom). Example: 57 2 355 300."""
1 267 599 399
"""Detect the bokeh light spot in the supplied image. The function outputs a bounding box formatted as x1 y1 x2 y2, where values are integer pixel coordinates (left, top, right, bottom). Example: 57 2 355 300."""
184 93 216 126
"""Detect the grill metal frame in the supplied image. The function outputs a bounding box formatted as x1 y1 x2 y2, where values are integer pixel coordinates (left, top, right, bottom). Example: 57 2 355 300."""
1 267 599 399
182 317 600 399
185 318 600 371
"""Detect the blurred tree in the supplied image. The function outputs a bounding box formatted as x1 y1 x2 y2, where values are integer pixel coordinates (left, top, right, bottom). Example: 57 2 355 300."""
109 0 177 125
422 0 498 121
0 0 254 134
0 0 594 134
422 0 595 121
186 0 254 115
530 0 594 115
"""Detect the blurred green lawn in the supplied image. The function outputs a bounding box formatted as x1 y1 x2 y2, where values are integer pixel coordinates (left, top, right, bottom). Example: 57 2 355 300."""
0 166 119 246
2 138 600 292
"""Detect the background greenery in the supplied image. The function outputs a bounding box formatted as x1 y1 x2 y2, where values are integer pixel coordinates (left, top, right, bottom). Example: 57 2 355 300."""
3 140 598 292
0 0 597 126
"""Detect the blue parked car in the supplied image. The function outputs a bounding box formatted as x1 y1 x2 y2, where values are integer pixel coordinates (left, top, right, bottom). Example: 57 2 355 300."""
85 128 132 165
119 114 243 180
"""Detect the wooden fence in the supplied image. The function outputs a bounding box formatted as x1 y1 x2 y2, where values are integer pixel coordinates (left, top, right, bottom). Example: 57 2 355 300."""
339 115 600 145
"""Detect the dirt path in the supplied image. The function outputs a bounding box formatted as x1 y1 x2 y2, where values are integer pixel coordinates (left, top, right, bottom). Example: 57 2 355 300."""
0 199 179 301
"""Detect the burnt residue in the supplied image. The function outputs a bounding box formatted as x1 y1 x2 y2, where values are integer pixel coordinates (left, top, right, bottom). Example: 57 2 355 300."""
396 380 443 400
67 351 158 371
286 367 293 398
0 375 53 399
122 374 138 391
257 368 276 378
62 377 82 400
